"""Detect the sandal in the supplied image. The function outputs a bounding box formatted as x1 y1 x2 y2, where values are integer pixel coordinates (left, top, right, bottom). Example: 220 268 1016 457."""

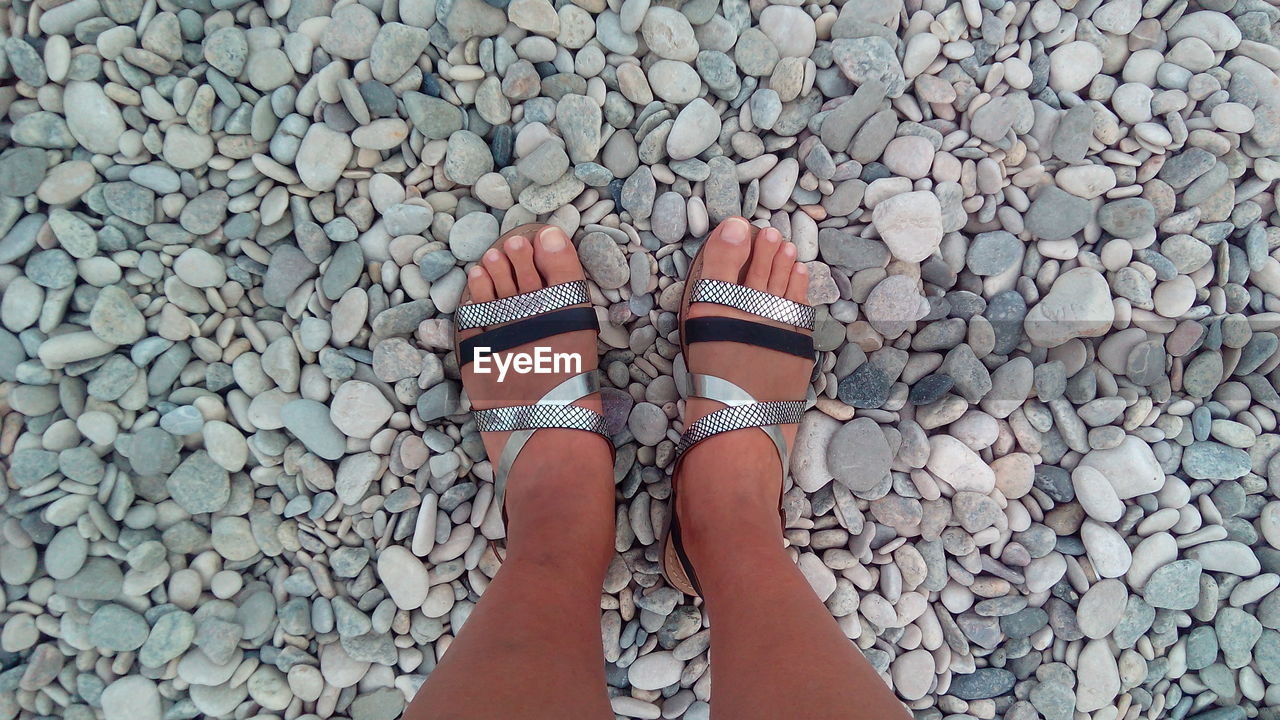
453 223 612 538
660 223 817 596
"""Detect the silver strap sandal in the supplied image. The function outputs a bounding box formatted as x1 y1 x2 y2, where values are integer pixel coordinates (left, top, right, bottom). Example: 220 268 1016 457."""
452 225 611 536
661 244 816 597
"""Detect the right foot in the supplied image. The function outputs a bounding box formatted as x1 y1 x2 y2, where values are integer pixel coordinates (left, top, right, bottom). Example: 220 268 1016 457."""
673 218 815 560
454 225 614 554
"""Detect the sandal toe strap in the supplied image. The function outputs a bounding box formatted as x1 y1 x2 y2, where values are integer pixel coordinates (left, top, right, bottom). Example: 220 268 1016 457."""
456 280 590 330
690 278 815 329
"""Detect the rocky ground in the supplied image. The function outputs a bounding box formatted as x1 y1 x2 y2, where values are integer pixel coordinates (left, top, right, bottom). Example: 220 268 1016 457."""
2 0 1280 718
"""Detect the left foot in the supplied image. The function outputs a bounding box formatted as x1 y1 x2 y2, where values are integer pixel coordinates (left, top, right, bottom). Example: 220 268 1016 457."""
453 225 614 552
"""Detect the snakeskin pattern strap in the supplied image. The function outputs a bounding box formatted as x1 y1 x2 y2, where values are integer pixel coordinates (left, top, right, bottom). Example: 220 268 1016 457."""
474 404 608 435
456 280 590 330
690 279 815 329
676 401 804 459
479 371 609 535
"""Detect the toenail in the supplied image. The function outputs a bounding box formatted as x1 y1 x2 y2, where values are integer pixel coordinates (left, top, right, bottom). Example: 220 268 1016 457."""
506 235 527 250
539 228 566 251
485 249 502 262
469 267 485 278
795 263 808 274
722 218 749 244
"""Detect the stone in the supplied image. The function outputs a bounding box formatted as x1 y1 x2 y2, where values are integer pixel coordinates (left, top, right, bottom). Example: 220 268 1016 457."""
557 95 603 163
1183 441 1252 480
89 285 146 344
331 381 394 439
926 435 996 493
1076 436 1165 499
628 650 683 690
871 191 943 262
827 418 893 493
1142 560 1202 609
174 248 226 287
892 649 934 701
831 37 906 97
1076 639 1120 712
405 93 464 140
167 451 230 514
967 231 1022 276
1076 579 1128 638
281 400 347 461
1025 186 1093 241
101 677 161 720
667 99 721 161
579 232 629 289
1024 268 1115 347
1071 466 1123 522
444 130 494 184
948 668 1015 700
641 7 697 62
1049 41 1103 93
64 81 126 155
378 546 430 609
297 124 353 191
1082 519 1132 578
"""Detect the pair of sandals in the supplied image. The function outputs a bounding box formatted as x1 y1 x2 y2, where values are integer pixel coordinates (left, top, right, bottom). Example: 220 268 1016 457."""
453 223 815 597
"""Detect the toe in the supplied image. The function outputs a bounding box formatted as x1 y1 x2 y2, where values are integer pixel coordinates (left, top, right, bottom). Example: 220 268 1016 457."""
701 217 753 283
482 248 518 297
467 266 496 303
505 235 542 294
768 241 796 296
745 228 781 289
785 262 810 305
533 226 584 285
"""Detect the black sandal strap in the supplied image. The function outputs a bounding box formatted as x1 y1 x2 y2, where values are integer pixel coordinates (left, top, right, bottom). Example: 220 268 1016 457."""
669 515 704 595
458 306 598 366
684 316 814 359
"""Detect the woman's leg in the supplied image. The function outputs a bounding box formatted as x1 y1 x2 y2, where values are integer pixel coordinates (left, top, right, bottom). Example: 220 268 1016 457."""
405 228 616 720
677 443 910 720
405 435 616 720
674 219 911 720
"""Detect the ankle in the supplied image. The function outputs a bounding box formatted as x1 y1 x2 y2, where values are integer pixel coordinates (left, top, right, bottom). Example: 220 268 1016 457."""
500 433 613 557
673 447 788 568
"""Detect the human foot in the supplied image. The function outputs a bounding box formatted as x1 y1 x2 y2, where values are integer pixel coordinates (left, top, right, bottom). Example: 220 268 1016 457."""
454 225 614 548
662 217 815 594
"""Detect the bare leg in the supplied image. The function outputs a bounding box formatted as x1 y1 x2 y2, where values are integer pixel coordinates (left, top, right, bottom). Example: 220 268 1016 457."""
405 435 615 720
406 228 615 720
678 442 910 720
674 219 911 720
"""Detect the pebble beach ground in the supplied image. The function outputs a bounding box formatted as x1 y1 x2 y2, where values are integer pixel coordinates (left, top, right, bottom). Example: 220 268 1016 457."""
2 0 1280 718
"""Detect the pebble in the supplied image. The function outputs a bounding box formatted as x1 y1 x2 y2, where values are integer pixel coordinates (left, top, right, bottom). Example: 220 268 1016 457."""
378 546 430 609
871 191 943 262
1024 268 1115 347
297 125 354 192
668 99 721 161
281 400 347 461
101 677 161 720
627 651 683 690
826 418 892 493
330 381 394 439
1143 560 1203 610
